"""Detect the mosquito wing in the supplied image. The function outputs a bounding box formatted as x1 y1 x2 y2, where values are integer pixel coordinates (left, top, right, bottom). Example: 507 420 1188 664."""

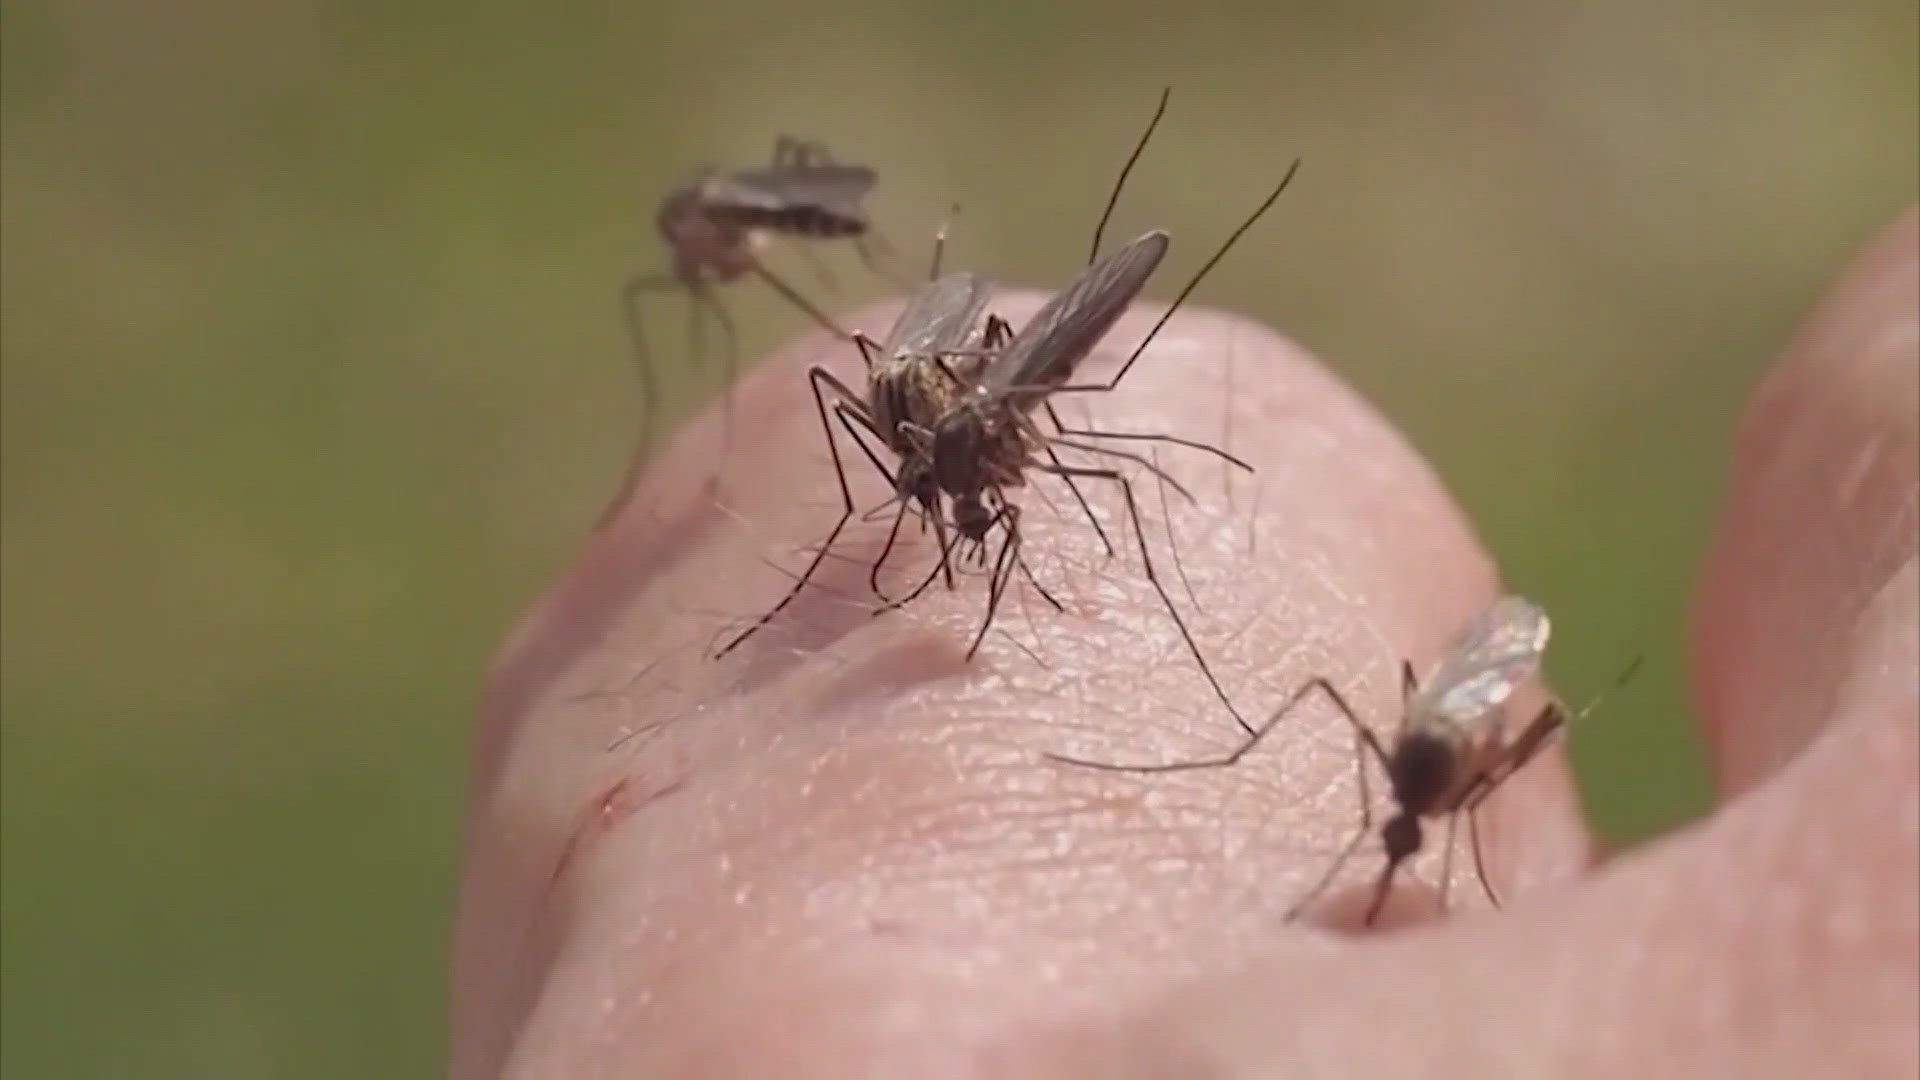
979 230 1169 414
707 164 878 214
1407 596 1552 735
882 272 992 359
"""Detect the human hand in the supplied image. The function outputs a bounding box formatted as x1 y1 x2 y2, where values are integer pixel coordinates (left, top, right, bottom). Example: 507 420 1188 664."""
451 207 1916 1078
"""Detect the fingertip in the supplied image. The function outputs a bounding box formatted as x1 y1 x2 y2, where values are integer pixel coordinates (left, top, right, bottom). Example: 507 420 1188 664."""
1690 206 1919 796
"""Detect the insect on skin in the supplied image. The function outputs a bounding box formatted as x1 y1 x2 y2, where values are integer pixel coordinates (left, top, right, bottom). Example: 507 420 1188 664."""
1049 596 1641 927
707 211 1030 660
623 135 894 453
713 91 1301 747
873 92 1302 738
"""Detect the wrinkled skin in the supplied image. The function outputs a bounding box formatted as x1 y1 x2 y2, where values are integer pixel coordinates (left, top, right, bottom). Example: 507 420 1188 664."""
452 208 1917 1079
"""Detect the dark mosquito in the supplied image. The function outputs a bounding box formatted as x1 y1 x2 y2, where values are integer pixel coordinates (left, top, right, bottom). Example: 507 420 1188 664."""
624 135 893 451
875 91 1301 737
716 90 1301 744
1050 596 1641 927
708 212 1016 659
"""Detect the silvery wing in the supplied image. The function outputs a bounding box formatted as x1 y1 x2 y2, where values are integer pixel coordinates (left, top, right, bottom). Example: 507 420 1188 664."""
980 230 1169 414
1408 595 1552 733
883 272 992 359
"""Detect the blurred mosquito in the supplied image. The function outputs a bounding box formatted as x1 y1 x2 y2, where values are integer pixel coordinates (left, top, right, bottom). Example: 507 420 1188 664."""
624 135 893 451
1049 596 1641 927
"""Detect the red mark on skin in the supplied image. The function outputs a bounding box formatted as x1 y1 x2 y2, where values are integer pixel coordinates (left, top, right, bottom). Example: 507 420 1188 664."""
544 775 687 894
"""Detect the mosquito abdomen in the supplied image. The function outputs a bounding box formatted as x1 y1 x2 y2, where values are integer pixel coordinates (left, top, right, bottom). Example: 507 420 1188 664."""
707 202 868 240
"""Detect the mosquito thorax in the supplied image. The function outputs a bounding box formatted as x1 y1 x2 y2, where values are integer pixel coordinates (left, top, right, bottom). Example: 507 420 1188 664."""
951 493 996 543
930 408 986 492
653 180 703 235
1387 729 1458 819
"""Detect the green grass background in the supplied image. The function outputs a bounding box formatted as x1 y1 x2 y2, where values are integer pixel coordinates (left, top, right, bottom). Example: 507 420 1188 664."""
3 1 1914 1074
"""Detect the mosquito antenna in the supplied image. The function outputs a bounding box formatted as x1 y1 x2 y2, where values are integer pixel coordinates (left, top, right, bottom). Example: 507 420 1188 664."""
1088 87 1171 265
931 202 961 280
1576 653 1645 722
1103 157 1302 390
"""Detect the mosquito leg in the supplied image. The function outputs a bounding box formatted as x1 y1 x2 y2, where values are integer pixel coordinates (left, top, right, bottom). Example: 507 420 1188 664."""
1047 424 1254 473
852 233 911 291
1283 720 1378 922
968 513 1027 659
1437 807 1463 914
746 259 851 340
1478 703 1567 793
864 491 913 599
873 511 961 615
1043 436 1198 507
866 491 911 601
1003 506 1065 612
1442 702 1569 911
795 241 840 298
773 135 834 167
1012 547 1065 612
1035 463 1246 735
1466 803 1502 910
1046 673 1387 777
1363 848 1404 928
1152 447 1199 608
712 367 875 657
1041 402 1114 558
621 273 684 451
688 286 742 450
835 397 904 494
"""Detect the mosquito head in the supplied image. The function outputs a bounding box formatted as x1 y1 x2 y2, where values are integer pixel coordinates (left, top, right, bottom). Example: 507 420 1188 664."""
952 493 996 543
654 181 704 235
1386 729 1457 820
655 180 748 279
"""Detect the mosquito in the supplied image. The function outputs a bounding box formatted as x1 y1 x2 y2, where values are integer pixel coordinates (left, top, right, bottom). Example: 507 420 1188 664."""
624 135 893 451
716 90 1302 747
1049 596 1640 927
707 218 1014 659
878 100 1301 737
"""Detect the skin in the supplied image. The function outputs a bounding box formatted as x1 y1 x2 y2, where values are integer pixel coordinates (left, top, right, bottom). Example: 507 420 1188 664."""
451 206 1917 1079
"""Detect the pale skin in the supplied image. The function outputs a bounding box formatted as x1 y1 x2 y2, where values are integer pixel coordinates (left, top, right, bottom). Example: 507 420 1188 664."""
451 207 1918 1078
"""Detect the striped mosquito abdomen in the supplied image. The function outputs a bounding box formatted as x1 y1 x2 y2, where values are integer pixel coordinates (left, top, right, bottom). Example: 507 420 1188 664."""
707 201 869 240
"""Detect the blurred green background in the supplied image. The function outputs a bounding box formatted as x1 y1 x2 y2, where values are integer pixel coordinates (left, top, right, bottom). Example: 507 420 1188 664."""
2 0 1913 1074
